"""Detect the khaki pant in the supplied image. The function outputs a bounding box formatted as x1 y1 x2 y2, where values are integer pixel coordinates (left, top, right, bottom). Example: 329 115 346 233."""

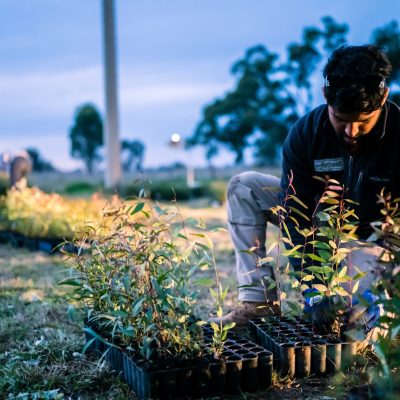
227 171 281 302
227 171 386 304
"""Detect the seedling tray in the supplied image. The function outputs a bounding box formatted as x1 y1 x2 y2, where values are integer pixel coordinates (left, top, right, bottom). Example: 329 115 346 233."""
0 229 80 254
85 325 273 399
250 317 360 378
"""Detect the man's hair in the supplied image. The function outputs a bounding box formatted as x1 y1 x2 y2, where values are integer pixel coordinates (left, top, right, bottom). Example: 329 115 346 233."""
323 45 392 113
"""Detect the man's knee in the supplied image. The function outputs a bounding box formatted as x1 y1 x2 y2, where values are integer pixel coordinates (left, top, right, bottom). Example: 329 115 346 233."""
228 171 275 196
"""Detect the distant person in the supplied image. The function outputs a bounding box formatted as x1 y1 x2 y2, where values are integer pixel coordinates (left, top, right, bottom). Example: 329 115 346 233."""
9 151 32 190
210 44 399 334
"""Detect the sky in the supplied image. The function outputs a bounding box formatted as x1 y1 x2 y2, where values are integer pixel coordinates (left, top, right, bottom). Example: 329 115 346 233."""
0 0 398 171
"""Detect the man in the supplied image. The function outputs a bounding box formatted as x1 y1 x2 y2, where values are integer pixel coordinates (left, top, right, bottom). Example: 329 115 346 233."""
210 44 399 327
9 151 32 190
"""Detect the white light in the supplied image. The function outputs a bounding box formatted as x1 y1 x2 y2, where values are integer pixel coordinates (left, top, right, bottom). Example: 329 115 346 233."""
170 133 181 144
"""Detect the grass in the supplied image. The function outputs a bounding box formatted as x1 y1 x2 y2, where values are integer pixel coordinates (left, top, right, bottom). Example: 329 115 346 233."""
0 245 135 399
0 201 375 399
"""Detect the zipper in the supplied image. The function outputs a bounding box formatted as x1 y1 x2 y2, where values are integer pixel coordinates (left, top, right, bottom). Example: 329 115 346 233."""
354 171 363 201
355 171 363 192
346 155 353 193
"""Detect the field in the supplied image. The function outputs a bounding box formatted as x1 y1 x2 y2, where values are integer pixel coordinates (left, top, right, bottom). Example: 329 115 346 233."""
0 198 374 399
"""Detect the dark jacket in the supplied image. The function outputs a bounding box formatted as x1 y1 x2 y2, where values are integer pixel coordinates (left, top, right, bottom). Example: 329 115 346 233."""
281 100 400 242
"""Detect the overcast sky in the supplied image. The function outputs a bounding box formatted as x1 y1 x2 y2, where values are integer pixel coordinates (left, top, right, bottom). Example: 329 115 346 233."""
0 0 398 171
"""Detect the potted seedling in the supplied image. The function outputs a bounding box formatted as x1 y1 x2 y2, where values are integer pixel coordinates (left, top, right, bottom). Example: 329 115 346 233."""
63 197 273 398
250 175 369 377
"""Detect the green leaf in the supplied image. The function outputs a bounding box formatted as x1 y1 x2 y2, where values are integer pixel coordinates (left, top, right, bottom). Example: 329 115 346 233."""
288 195 308 210
353 272 367 281
267 281 277 290
203 234 214 250
301 284 310 291
237 284 258 288
210 322 219 332
130 202 145 215
281 236 293 246
329 252 348 264
209 287 218 298
307 265 332 274
132 297 145 317
282 221 292 243
258 256 274 264
352 280 360 294
221 285 229 301
321 198 340 205
390 323 400 340
239 249 257 255
316 211 331 222
58 277 81 287
313 284 327 292
289 216 300 228
329 240 337 249
83 327 120 351
222 322 236 331
191 233 206 238
334 287 350 296
266 241 278 255
211 226 228 233
305 253 326 262
288 206 310 221
333 276 352 283
194 277 215 286
304 290 321 298
82 337 96 355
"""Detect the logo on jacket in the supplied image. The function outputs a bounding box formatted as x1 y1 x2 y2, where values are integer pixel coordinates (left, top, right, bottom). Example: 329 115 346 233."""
314 158 344 172
369 176 389 182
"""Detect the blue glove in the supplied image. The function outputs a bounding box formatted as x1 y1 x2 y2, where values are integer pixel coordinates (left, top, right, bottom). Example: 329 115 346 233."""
303 288 340 334
303 287 323 314
348 289 381 333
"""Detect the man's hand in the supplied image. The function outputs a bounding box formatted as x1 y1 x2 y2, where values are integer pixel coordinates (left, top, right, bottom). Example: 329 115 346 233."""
303 289 342 334
346 290 381 333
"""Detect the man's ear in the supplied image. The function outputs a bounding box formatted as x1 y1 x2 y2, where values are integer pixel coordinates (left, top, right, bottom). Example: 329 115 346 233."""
322 86 327 101
381 88 390 106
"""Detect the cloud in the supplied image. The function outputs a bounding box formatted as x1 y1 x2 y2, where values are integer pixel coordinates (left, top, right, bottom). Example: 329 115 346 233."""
0 64 230 121
0 66 103 118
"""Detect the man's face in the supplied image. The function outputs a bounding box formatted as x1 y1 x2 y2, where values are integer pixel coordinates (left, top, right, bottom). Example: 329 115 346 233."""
327 106 382 146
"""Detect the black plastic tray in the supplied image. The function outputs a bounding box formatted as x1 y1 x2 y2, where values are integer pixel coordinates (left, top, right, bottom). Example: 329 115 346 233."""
85 324 273 399
250 317 360 378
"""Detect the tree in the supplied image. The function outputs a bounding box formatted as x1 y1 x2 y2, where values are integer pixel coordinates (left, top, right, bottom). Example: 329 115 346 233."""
188 16 350 166
371 21 400 102
69 103 103 173
284 16 348 115
187 45 295 165
25 147 56 172
121 139 145 172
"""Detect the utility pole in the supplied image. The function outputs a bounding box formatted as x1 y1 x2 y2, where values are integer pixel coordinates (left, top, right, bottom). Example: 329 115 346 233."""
102 0 121 188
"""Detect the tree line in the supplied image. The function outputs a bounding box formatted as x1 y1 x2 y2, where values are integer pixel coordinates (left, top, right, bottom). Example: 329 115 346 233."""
23 105 145 174
32 17 400 173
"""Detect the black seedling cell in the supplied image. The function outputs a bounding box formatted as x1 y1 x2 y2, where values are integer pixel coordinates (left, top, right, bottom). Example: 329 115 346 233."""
250 317 362 378
85 324 273 399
